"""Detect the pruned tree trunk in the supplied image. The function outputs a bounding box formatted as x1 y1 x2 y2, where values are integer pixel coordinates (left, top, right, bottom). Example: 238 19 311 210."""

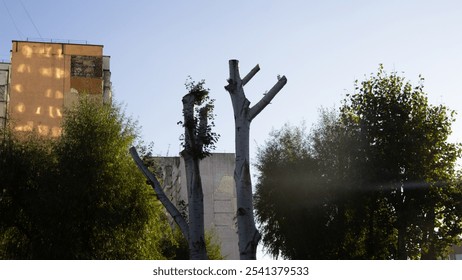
180 93 208 260
225 59 287 260
182 154 207 259
129 80 215 260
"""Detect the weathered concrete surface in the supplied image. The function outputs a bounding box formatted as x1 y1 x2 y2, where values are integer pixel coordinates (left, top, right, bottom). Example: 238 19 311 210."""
156 153 239 259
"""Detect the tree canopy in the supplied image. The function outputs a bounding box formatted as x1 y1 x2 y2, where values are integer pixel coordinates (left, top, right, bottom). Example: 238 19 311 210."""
0 97 177 259
254 66 462 259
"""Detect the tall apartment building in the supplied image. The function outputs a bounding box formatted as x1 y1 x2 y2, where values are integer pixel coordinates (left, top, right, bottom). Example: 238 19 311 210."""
0 40 111 136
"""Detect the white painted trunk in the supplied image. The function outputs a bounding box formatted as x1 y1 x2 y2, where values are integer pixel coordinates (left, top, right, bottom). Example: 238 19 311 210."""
182 154 207 260
234 115 261 260
225 59 286 260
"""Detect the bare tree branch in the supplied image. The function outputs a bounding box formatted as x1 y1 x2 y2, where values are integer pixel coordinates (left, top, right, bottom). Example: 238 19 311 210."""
242 64 260 86
249 75 287 121
129 146 190 239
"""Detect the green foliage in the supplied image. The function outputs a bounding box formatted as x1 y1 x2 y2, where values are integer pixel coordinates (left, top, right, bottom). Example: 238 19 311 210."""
0 97 176 259
255 124 325 259
163 227 224 260
341 66 462 259
255 118 366 259
255 66 462 259
0 131 57 259
179 77 219 159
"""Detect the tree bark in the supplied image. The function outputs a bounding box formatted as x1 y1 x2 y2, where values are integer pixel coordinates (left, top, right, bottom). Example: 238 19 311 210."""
225 59 287 259
180 93 208 260
421 200 436 260
396 188 407 260
182 153 207 259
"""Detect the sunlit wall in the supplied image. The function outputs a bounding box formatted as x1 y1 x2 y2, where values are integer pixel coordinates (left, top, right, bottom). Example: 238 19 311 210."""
8 40 111 137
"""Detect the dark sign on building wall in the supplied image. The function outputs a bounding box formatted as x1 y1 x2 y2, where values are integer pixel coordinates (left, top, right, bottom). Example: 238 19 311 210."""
71 55 103 78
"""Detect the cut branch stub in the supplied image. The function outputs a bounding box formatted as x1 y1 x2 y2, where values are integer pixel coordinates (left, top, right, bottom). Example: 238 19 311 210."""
242 64 260 86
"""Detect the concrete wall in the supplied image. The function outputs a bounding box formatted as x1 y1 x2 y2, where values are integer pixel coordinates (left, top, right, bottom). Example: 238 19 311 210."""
0 62 10 129
8 41 109 137
156 153 239 260
448 245 462 260
102 56 112 104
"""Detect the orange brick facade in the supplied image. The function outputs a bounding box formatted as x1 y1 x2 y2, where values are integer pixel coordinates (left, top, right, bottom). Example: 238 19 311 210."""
7 41 110 137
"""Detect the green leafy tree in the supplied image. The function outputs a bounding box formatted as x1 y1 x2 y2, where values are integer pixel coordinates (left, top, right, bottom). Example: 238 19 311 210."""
254 117 367 259
254 123 320 259
341 66 462 259
0 97 176 259
0 131 57 258
255 66 462 259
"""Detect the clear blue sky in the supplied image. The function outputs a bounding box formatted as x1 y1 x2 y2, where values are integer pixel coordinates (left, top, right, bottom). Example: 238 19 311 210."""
2 0 462 259
2 0 462 156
